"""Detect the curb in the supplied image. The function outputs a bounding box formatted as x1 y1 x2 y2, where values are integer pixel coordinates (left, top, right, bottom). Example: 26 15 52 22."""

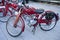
35 1 60 5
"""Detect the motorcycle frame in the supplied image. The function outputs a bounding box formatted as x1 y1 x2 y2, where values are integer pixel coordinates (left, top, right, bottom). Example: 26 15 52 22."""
13 6 59 32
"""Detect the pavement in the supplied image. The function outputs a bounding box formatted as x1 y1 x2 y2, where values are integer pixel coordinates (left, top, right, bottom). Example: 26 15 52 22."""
0 1 60 40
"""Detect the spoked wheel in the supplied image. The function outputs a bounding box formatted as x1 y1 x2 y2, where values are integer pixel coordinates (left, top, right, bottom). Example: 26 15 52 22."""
40 18 57 31
6 15 25 37
0 9 10 22
0 15 10 22
40 12 57 31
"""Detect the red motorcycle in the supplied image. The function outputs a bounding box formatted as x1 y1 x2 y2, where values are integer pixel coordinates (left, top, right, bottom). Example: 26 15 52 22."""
0 0 19 22
6 2 59 37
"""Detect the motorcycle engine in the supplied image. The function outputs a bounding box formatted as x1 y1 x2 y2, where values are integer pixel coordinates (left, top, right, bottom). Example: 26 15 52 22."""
23 14 37 26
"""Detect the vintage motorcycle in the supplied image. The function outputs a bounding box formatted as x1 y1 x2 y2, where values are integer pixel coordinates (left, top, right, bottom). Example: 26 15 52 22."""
6 1 59 37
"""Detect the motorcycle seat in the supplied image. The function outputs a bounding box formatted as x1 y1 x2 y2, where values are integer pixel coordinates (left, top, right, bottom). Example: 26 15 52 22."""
35 9 44 14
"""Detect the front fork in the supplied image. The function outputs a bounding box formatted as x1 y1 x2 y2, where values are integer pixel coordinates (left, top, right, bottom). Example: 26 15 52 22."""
13 8 22 28
13 13 20 27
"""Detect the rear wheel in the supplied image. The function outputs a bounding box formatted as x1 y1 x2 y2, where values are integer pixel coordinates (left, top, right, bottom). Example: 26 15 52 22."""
6 15 24 37
40 12 57 31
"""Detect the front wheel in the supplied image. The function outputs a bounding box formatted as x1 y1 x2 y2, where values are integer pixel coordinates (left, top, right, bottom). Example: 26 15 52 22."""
6 15 25 37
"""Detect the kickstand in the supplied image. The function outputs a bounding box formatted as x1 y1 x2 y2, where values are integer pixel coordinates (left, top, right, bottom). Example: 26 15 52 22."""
32 27 36 34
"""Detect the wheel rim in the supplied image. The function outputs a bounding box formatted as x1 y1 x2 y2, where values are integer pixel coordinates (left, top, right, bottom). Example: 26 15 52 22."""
6 16 23 36
40 17 56 30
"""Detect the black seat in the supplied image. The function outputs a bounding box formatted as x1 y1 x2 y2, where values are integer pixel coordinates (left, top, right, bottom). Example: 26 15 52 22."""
35 9 44 14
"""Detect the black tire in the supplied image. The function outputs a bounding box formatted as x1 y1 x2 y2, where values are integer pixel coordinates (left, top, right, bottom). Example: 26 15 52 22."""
6 15 24 37
39 16 57 31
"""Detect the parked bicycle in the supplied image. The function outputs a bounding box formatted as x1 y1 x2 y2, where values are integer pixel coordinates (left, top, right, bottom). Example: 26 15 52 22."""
6 1 59 37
